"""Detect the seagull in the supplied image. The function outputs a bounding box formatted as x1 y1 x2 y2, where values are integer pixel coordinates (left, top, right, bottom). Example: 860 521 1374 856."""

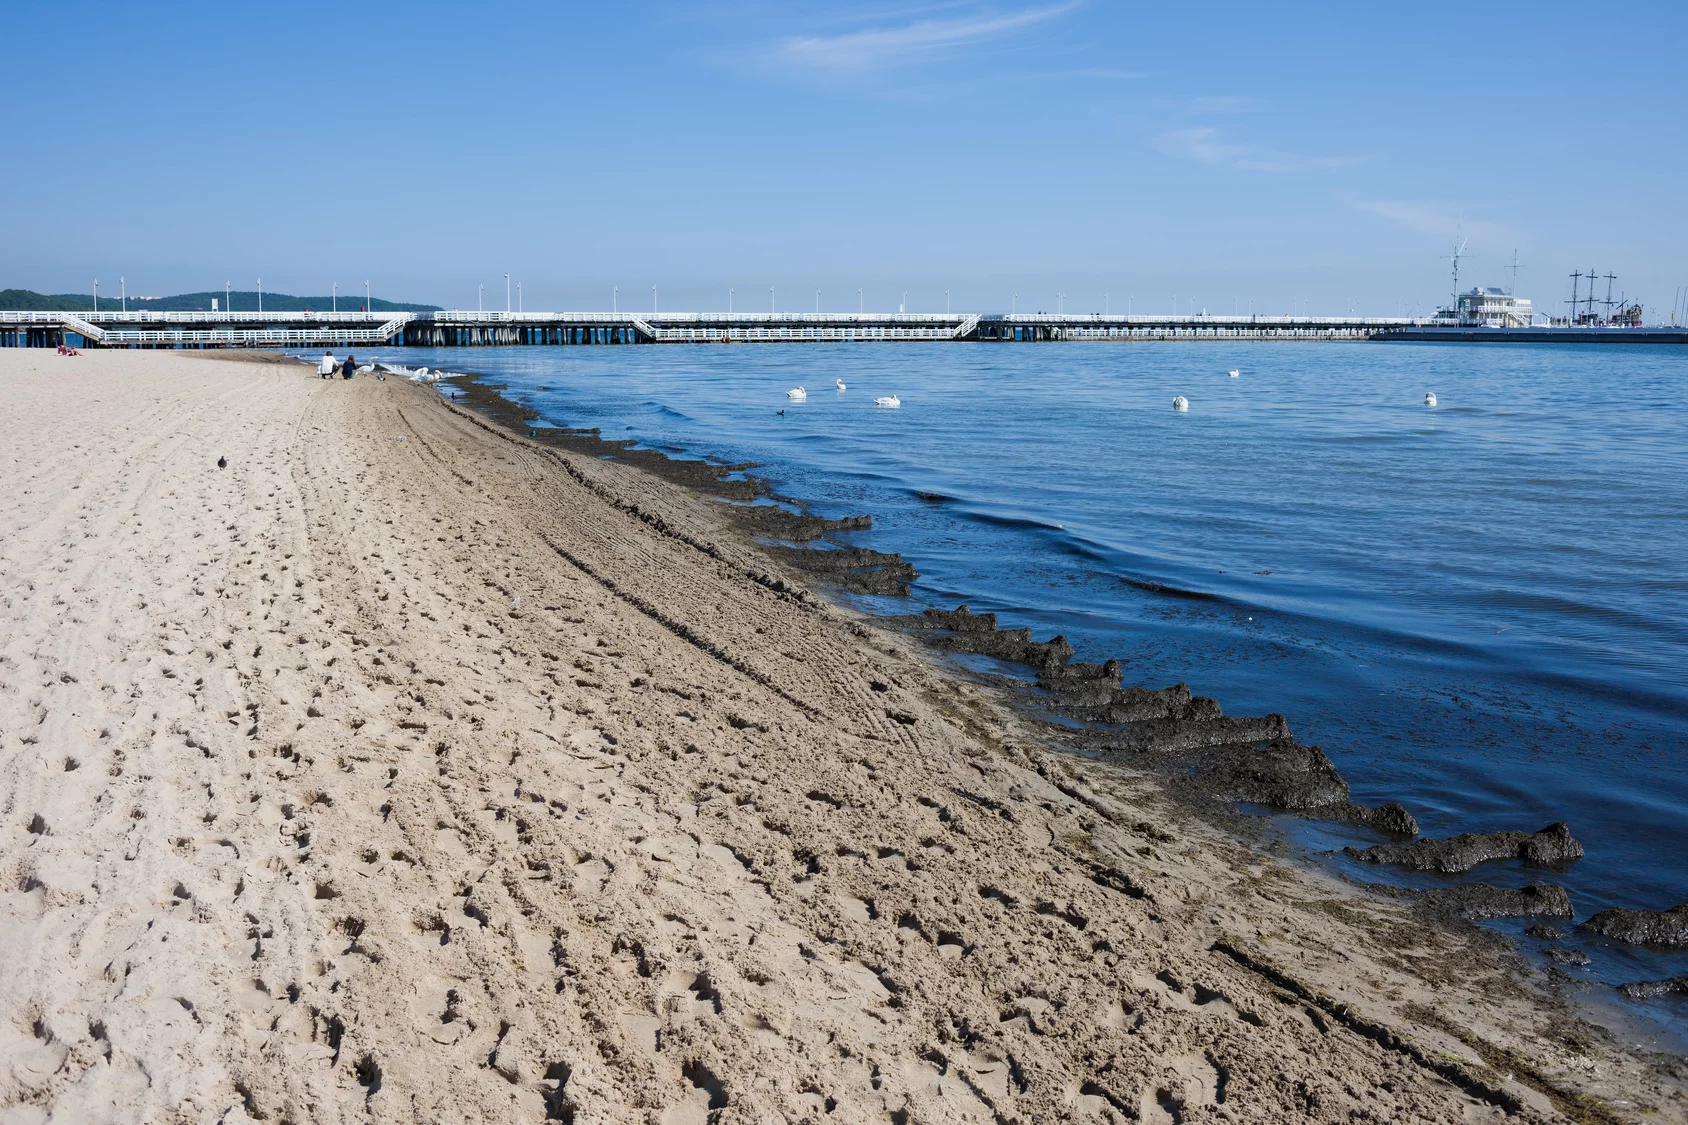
875 395 901 408
216 455 227 469
787 386 807 400
1228 369 1240 377
1172 396 1189 411
835 378 846 391
1425 392 1437 406
777 409 786 416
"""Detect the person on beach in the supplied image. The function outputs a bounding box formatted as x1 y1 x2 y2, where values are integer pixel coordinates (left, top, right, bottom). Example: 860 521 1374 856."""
319 351 336 379
341 354 356 380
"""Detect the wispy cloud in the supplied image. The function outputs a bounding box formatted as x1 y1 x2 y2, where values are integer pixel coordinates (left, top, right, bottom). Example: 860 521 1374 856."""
1069 66 1144 80
1156 127 1249 165
1155 94 1261 115
1353 200 1509 243
1155 125 1375 174
775 3 1079 70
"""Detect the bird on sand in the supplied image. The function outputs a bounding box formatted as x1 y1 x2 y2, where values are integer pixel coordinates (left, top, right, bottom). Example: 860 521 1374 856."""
216 455 227 469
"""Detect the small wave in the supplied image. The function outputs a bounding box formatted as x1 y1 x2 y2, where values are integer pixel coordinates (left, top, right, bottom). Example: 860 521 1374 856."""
1118 576 1224 603
955 508 1070 534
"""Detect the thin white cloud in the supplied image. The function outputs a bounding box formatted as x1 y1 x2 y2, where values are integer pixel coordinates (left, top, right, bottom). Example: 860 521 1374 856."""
1156 125 1373 174
1154 94 1261 115
1156 127 1248 165
1353 200 1510 244
776 3 1079 69
1070 66 1144 80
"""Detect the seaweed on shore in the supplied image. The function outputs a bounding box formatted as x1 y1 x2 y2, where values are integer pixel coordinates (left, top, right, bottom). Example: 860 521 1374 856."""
1344 823 1585 875
883 605 1419 835
1580 901 1688 947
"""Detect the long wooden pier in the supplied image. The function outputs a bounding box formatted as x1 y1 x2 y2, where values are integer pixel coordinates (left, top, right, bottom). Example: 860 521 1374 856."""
5 308 1684 348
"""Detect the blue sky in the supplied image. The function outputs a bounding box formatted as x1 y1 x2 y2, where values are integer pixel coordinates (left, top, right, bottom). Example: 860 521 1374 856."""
4 1 1684 317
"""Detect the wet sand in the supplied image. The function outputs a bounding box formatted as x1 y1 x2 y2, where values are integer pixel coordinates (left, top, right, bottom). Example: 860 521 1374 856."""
1 349 1682 1123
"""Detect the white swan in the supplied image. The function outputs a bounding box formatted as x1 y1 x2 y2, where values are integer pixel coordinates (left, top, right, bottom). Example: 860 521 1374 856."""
1172 395 1189 412
1425 392 1437 406
787 387 807 401
835 378 846 392
1228 369 1240 377
875 395 901 408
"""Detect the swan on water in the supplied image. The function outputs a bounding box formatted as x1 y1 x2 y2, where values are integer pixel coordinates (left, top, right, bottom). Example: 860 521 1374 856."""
876 395 901 408
787 386 807 400
1172 395 1189 411
835 378 846 391
1228 369 1240 377
1425 392 1437 406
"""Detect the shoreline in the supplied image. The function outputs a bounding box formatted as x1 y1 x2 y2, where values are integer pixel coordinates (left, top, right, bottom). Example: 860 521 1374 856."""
435 369 1657 891
432 364 1688 1054
2 348 1681 1122
431 362 1688 1049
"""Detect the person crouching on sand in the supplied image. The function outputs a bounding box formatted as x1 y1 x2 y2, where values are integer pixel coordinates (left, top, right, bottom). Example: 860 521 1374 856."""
319 350 336 379
341 354 356 380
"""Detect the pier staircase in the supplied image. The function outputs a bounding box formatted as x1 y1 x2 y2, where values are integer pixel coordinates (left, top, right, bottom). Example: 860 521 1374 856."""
374 315 411 342
949 314 979 341
59 314 107 344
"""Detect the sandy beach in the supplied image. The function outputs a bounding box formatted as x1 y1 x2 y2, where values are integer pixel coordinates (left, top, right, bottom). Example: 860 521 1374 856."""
1 349 1681 1124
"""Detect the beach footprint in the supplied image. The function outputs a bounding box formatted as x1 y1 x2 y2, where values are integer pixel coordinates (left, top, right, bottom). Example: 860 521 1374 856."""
1138 1053 1223 1122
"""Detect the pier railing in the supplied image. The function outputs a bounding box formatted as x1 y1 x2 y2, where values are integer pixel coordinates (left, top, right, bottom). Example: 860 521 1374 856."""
6 308 1520 349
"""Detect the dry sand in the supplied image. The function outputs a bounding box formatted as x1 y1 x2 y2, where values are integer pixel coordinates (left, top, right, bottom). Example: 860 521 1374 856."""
1 349 1682 1124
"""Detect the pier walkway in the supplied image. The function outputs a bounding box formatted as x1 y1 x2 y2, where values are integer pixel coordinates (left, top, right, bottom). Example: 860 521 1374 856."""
5 309 1683 348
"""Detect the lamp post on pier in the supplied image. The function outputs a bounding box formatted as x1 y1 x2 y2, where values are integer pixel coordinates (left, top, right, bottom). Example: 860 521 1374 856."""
365 281 370 312
92 280 98 313
333 282 337 312
614 287 618 313
815 290 820 314
858 288 862 315
728 288 732 314
226 281 231 314
770 287 774 314
652 285 657 314
1011 292 1016 314
518 283 522 314
478 285 483 314
121 277 126 313
257 279 262 314
946 289 950 314
504 273 510 315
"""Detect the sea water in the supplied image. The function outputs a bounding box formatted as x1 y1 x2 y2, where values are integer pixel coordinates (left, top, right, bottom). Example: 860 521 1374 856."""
370 340 1688 1037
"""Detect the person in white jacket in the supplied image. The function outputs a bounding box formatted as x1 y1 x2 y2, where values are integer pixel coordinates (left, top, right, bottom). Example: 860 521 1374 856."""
319 351 337 379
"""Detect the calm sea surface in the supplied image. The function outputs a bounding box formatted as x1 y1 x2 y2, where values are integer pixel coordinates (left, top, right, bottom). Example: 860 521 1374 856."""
366 340 1688 1036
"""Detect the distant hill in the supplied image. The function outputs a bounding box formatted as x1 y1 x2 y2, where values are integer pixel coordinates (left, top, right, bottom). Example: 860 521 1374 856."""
0 288 439 313
0 289 69 311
